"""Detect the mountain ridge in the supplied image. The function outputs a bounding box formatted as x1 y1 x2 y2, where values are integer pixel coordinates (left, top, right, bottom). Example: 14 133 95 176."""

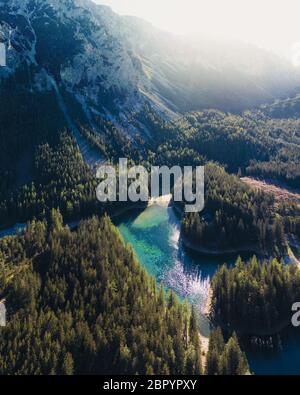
1 0 300 166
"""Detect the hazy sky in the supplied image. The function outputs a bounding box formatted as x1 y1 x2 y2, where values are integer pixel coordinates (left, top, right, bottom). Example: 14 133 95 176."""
95 0 300 61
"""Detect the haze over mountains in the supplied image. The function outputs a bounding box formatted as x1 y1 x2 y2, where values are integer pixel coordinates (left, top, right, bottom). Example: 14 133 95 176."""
1 0 300 141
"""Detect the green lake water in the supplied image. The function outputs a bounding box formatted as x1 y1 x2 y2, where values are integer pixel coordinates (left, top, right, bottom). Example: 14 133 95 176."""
116 203 300 375
2 206 300 375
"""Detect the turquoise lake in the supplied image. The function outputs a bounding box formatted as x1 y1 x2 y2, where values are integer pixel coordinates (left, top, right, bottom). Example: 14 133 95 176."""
2 205 300 375
116 203 300 376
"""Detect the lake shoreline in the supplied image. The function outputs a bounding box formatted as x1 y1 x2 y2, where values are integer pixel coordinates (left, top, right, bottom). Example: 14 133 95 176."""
172 202 265 257
109 194 173 220
115 196 300 374
111 199 265 257
181 234 262 257
213 317 292 338
208 286 292 337
199 286 213 370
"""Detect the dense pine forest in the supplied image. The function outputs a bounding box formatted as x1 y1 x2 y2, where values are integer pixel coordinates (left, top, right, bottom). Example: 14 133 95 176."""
145 106 300 189
0 66 66 195
211 256 300 335
181 163 287 255
0 133 102 226
1 96 300 255
0 212 203 375
1 116 298 255
206 328 250 375
0 209 253 375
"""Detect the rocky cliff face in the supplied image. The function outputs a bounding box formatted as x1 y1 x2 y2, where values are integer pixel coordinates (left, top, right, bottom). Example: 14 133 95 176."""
1 0 300 141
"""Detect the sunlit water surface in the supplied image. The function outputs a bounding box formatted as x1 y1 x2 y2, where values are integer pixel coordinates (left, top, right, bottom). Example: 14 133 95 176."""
2 206 300 374
116 204 300 375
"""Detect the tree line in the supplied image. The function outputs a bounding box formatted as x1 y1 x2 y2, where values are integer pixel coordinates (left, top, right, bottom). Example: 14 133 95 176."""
0 211 203 375
181 163 286 255
206 328 250 375
211 256 300 335
0 132 103 227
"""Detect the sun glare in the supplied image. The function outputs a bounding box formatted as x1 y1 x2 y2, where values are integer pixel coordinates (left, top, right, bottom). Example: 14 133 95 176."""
96 0 300 59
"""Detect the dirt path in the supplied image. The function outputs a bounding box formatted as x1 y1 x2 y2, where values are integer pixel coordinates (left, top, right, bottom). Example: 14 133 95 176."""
199 287 213 370
199 332 209 369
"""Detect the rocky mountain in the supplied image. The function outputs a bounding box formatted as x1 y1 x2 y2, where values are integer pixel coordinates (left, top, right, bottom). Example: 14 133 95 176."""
261 94 300 118
1 0 300 165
